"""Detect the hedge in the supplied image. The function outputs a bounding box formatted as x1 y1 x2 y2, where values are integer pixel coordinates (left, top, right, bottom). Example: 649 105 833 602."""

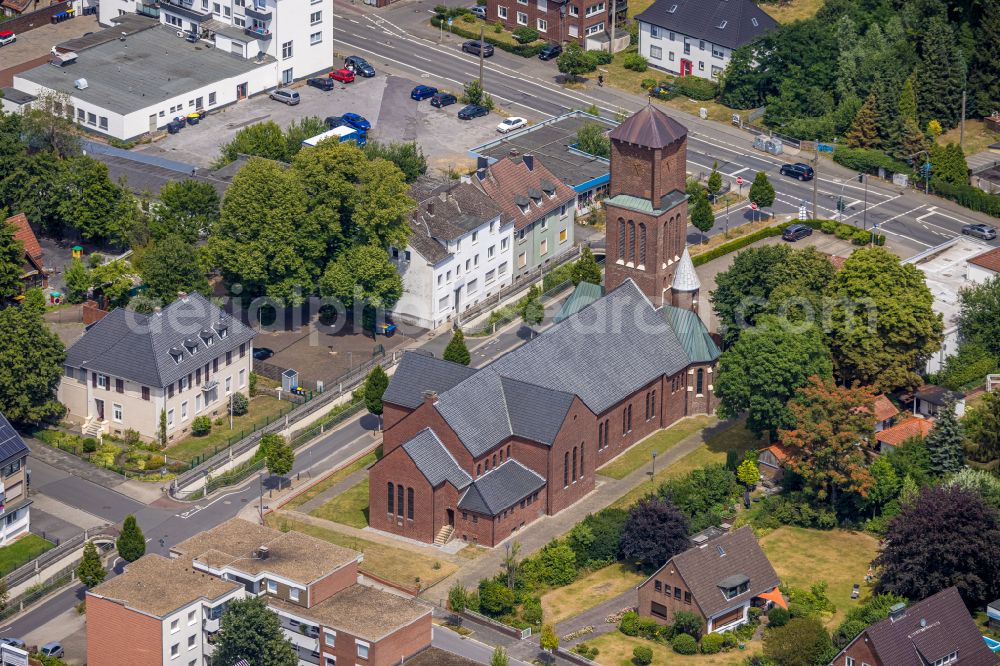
430 17 544 57
673 76 718 101
691 225 786 266
931 178 1000 217
832 147 914 177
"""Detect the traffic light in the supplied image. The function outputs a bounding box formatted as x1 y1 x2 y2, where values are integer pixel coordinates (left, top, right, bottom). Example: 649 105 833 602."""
857 173 864 183
921 162 932 178
837 198 845 212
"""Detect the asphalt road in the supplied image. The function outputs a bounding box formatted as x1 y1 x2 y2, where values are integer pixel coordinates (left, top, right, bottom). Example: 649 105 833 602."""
333 2 999 257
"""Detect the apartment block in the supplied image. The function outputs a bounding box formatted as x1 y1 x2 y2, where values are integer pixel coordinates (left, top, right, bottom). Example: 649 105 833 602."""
0 413 31 546
58 292 255 442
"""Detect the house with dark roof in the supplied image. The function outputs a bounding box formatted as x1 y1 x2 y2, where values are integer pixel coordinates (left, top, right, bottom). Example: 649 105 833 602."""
370 277 719 547
0 412 31 545
474 152 577 278
831 587 999 666
58 292 256 442
636 0 778 80
3 213 47 296
637 526 784 633
391 180 513 329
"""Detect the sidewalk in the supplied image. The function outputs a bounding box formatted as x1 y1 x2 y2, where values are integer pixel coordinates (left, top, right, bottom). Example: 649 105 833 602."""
28 438 163 504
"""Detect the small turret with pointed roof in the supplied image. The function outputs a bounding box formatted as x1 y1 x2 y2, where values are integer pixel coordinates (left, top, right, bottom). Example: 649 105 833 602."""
671 247 700 314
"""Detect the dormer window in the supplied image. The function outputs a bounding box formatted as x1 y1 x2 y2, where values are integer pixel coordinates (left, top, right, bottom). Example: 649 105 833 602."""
719 574 750 600
214 320 228 339
515 194 530 215
184 338 199 355
169 347 184 364
200 328 214 346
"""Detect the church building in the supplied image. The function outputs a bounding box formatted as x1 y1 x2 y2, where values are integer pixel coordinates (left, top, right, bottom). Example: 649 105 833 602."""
367 105 720 547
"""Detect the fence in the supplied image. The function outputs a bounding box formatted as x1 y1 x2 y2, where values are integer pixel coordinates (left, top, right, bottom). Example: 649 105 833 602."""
461 609 532 639
4 527 115 590
171 351 400 498
0 564 75 623
556 648 602 666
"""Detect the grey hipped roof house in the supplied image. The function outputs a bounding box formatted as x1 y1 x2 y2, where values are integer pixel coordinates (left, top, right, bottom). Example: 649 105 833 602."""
65 292 255 388
635 0 778 50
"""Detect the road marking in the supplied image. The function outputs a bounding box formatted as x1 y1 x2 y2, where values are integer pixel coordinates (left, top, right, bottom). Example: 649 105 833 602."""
727 167 748 177
846 199 863 208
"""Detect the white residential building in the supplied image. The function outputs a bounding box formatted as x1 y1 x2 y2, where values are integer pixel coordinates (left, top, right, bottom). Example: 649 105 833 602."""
636 0 777 80
392 181 514 329
0 413 31 547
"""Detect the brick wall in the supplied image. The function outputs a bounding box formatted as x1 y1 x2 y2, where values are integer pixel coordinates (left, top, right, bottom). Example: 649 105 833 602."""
86 594 164 666
838 632 882 666
309 562 359 607
1 1 72 34
318 612 432 666
381 399 473 470
546 396 597 515
381 402 412 432
456 486 545 547
368 445 436 543
685 363 715 415
485 0 609 45
637 565 705 628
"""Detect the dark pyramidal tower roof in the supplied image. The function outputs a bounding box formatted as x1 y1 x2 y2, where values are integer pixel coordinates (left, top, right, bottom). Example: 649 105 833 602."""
608 104 687 149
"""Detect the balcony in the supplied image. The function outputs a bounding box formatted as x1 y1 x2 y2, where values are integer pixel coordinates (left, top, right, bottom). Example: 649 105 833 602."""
201 379 218 392
160 0 210 20
244 25 271 39
137 2 160 17
203 617 220 633
244 4 271 20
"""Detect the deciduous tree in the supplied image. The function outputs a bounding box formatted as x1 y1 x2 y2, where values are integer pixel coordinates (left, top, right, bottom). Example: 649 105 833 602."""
618 497 689 571
57 158 136 245
556 43 595 82
0 304 65 425
214 597 297 666
963 391 1000 463
958 275 1000 357
747 171 775 213
570 246 602 286
261 433 293 478
711 245 792 346
825 246 942 392
220 121 288 164
875 485 1000 608
116 514 145 562
0 215 24 299
319 243 403 311
737 457 759 489
764 617 833 666
443 329 471 365
689 188 714 242
138 235 208 303
152 180 221 243
867 456 900 518
780 376 875 507
707 161 722 200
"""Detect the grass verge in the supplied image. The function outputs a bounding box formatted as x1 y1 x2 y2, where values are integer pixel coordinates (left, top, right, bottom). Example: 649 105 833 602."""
164 396 290 464
759 0 824 23
310 478 370 528
283 450 378 511
760 526 879 628
584 631 762 665
0 534 55 577
598 416 713 480
611 421 760 510
540 563 645 626
937 119 1000 156
268 515 456 590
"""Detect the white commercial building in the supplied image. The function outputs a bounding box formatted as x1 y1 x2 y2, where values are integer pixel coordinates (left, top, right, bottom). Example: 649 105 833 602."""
392 181 514 329
12 0 332 141
635 0 776 80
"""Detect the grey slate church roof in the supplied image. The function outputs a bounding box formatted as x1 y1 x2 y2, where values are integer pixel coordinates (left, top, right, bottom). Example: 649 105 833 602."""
382 352 477 410
65 292 255 389
457 460 546 516
402 429 472 489
0 412 29 467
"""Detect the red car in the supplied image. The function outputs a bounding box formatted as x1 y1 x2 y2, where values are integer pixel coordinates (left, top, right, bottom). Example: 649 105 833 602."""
0 31 16 47
329 68 355 83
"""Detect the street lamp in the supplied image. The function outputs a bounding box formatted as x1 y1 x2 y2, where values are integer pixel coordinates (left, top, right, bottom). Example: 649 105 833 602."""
650 451 657 484
258 471 265 523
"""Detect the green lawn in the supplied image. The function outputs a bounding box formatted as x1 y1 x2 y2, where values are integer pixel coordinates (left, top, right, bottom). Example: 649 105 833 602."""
585 631 762 665
598 416 713 480
284 450 377 511
164 396 291 464
760 526 879 627
0 534 55 577
310 478 370 528
611 421 761 510
540 564 645 625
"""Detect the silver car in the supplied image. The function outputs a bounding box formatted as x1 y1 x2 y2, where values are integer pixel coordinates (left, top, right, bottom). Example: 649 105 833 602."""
269 89 300 106
962 223 997 240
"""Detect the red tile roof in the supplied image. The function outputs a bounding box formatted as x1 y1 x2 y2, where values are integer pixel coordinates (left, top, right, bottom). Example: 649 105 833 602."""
4 214 44 269
875 416 932 447
476 155 576 231
608 104 687 149
763 444 791 463
968 246 1000 274
873 395 899 423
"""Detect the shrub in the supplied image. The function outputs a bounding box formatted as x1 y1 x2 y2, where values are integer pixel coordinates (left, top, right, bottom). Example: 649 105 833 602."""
672 633 698 655
462 13 475 22
575 644 599 659
673 76 718 100
147 454 165 469
768 607 790 628
832 147 914 177
701 633 724 654
640 78 656 89
672 610 703 641
632 646 653 665
834 224 854 240
191 416 212 437
230 392 249 416
82 438 98 453
722 632 739 648
691 225 786 266
494 20 502 33
512 26 539 43
636 617 660 640
589 49 613 65
619 611 640 636
430 16 544 56
852 230 871 245
820 220 838 234
623 53 648 71
522 596 543 625
931 178 1000 216
448 583 467 612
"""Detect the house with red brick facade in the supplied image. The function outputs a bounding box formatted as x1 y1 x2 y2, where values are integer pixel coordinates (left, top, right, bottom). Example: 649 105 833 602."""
369 104 719 548
829 587 999 666
486 0 628 49
637 526 784 634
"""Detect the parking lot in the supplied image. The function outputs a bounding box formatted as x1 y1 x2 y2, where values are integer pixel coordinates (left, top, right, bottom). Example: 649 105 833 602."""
135 68 511 174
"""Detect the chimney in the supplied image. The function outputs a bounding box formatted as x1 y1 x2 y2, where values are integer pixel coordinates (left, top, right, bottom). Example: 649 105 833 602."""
177 291 188 300
422 390 438 406
154 306 162 315
888 602 906 622
509 148 520 158
426 201 435 216
523 154 534 171
255 546 270 560
477 155 489 171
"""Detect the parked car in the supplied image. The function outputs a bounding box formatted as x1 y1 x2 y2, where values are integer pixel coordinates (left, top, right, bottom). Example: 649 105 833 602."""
497 116 527 133
0 638 24 648
0 31 15 47
462 40 494 57
538 43 562 60
779 162 814 181
341 112 371 132
411 85 438 101
325 115 346 129
307 77 336 91
962 223 997 240
253 347 274 361
268 89 300 105
458 104 489 120
430 92 458 108
344 55 375 77
469 5 487 18
782 223 813 242
39 643 64 658
329 68 356 83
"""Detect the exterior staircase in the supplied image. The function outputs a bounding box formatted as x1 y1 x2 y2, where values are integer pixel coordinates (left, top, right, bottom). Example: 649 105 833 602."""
434 525 454 546
82 418 105 438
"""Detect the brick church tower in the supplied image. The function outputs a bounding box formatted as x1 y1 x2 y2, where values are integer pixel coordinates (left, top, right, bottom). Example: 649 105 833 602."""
604 104 698 311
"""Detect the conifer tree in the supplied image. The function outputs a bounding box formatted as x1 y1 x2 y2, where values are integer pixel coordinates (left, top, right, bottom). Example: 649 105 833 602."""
443 329 471 366
77 540 107 588
846 95 880 148
116 514 146 562
915 16 967 128
925 400 965 476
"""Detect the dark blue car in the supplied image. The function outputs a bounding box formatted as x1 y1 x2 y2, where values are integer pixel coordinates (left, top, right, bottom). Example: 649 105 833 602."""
411 85 438 101
341 112 371 132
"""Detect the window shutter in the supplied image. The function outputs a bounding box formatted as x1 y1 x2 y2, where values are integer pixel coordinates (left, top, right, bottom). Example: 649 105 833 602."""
92 372 97 388
142 386 150 401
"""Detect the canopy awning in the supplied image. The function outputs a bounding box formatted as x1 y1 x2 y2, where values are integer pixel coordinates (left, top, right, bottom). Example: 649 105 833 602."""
758 587 787 610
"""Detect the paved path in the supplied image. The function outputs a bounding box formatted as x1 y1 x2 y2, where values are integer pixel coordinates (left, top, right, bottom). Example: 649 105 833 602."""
554 590 636 647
